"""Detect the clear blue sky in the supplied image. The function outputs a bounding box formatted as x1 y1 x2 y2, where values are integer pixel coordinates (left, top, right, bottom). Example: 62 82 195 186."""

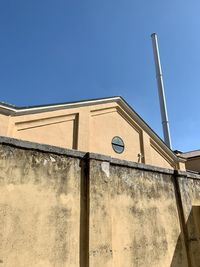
0 0 199 152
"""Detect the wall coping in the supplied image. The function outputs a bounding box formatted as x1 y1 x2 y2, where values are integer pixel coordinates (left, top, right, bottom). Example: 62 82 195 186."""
175 170 200 180
86 152 175 175
0 136 86 159
0 136 199 178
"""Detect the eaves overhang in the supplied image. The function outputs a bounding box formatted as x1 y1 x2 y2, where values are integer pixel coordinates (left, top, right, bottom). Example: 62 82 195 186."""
0 96 121 116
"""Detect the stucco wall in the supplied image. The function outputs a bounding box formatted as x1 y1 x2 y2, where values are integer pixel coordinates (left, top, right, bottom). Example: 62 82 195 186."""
90 107 142 163
176 171 200 267
0 142 81 267
0 137 197 267
0 100 182 170
88 158 188 267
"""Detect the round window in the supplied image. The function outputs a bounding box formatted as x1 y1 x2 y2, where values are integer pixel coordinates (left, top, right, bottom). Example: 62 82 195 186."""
112 136 125 154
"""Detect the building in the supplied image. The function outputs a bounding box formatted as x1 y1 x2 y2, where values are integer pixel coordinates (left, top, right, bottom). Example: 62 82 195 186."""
176 150 200 173
0 96 185 170
0 97 199 266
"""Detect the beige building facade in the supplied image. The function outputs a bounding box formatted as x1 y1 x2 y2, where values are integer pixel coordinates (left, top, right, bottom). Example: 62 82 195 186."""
0 96 185 170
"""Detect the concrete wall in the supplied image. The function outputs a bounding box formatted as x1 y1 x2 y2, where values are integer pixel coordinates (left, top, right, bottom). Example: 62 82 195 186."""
0 137 198 267
0 138 82 267
176 171 200 267
88 158 188 267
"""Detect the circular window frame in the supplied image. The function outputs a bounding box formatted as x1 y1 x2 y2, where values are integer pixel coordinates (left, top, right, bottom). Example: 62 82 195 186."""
111 136 125 154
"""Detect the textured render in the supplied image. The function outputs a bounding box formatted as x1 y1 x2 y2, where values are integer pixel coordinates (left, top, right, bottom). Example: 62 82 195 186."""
177 173 200 267
89 159 188 267
0 144 81 267
0 139 198 266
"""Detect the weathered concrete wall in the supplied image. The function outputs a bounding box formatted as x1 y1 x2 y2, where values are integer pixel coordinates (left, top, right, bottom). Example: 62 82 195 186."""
0 141 82 267
0 137 198 267
176 171 200 267
88 158 188 267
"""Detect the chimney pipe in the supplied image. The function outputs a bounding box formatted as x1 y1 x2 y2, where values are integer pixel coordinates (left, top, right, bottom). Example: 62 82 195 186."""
151 33 172 149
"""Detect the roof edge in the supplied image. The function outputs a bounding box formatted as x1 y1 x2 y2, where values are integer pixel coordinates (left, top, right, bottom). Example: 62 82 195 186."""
116 97 182 163
0 96 121 114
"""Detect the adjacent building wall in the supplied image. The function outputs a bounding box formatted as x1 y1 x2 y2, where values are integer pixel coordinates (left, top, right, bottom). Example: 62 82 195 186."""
0 100 182 170
0 137 197 267
185 157 200 173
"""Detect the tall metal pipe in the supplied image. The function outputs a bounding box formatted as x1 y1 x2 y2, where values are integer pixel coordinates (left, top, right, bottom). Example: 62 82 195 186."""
151 33 172 149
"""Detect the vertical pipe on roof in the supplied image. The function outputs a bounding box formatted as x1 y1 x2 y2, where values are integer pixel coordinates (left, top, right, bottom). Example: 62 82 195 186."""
151 33 172 149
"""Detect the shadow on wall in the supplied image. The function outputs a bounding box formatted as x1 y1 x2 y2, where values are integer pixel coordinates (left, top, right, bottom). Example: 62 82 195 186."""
171 206 200 267
79 157 89 267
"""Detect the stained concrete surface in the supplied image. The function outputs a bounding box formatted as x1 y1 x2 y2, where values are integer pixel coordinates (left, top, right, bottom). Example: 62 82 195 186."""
0 139 198 266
